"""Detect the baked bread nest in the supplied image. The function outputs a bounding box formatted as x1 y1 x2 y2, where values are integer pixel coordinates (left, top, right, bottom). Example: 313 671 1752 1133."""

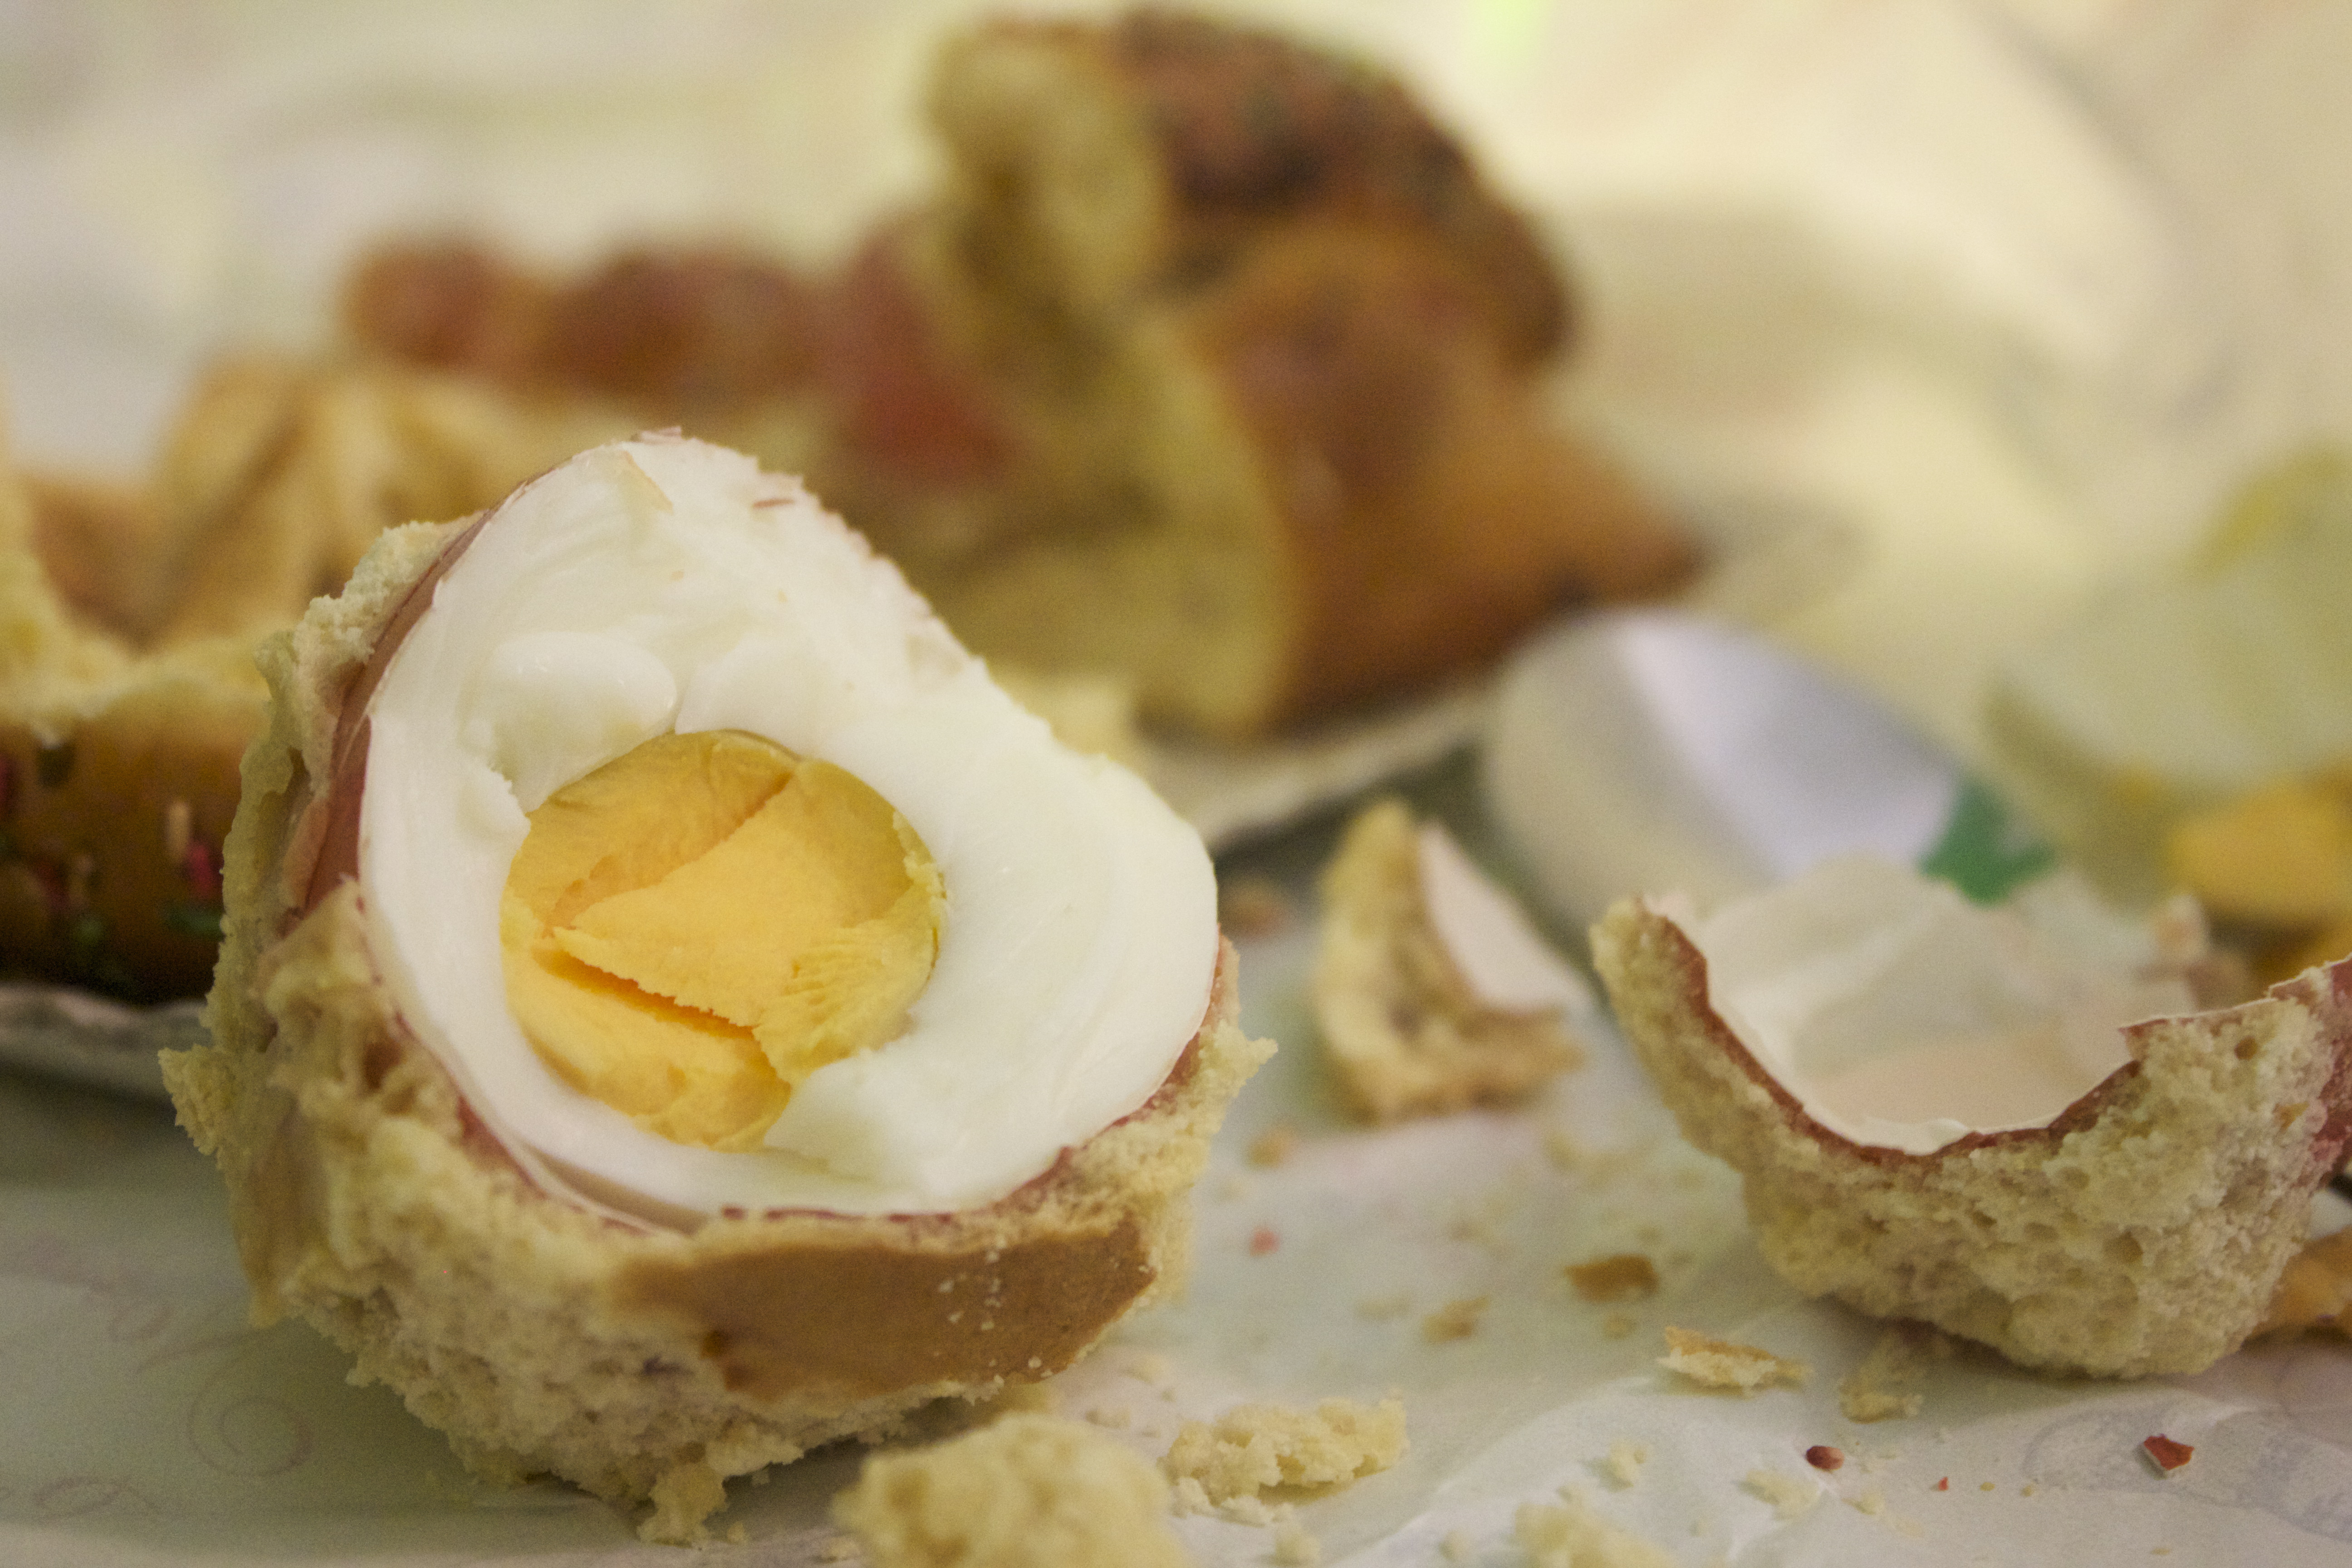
0 363 627 997
1592 876 2352 1377
346 9 1698 739
162 452 1271 1542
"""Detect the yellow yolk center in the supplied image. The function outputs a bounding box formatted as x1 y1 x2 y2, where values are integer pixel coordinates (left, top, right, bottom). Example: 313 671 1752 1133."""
499 730 943 1151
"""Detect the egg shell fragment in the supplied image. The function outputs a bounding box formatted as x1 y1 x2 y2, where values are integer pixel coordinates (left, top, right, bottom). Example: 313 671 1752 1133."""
162 439 1272 1538
1592 886 2352 1377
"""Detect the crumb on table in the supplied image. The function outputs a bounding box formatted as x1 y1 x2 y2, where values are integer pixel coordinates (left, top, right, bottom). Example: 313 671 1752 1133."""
1162 1395 1408 1505
1566 1253 1659 1303
1514 1495 1676 1568
1742 1468 1820 1519
1247 1123 1301 1167
1422 1296 1490 1343
1658 1326 1808 1393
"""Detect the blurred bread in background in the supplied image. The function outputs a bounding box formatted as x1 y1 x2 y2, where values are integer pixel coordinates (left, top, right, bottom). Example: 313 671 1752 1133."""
346 8 1699 738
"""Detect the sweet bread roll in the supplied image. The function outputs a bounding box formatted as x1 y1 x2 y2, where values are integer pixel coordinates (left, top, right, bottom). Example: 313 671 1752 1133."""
163 436 1269 1541
0 412 250 997
0 359 629 998
344 10 1698 740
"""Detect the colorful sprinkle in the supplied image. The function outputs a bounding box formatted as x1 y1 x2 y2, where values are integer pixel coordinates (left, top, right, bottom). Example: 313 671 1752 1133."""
182 841 222 903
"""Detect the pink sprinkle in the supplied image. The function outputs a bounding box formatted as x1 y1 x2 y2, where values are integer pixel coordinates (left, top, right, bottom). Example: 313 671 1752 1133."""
1248 1226 1279 1256
2142 1435 2194 1474
183 842 222 902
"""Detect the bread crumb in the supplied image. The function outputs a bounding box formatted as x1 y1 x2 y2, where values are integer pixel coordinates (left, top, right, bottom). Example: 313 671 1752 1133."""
1357 1293 1412 1321
1162 1396 1408 1504
1849 1488 1886 1516
1272 1519 1323 1565
1566 1254 1659 1303
2021 1483 2039 1497
1219 874 1294 938
1601 1313 1638 1339
834 1413 1188 1568
817 1536 862 1562
1248 1124 1301 1167
1602 1439 1651 1489
640 1460 726 1545
1514 1496 1675 1568
1440 1527 1476 1563
725 1523 749 1545
1218 1172 1253 1201
1980 1481 1994 1492
1126 1352 1176 1388
1659 1327 1808 1393
1422 1297 1490 1343
991 1381 1060 1415
1086 1406 1132 1430
1837 1324 1949 1422
1742 1469 1819 1519
1313 800 1584 1122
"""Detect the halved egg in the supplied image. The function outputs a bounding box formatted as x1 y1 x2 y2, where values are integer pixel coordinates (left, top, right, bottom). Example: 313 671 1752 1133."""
163 435 1270 1541
1591 856 2352 1377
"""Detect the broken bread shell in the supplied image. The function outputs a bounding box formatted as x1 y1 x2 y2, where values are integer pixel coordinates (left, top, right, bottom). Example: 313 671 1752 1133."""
1313 796 1588 1120
1591 857 2352 1377
162 435 1270 1539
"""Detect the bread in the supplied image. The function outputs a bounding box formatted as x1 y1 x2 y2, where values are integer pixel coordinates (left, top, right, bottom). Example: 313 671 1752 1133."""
1161 1395 1407 1506
1592 893 2352 1377
162 441 1271 1544
0 359 628 999
1313 797 1585 1119
834 1413 1193 1568
344 10 1698 739
0 411 252 997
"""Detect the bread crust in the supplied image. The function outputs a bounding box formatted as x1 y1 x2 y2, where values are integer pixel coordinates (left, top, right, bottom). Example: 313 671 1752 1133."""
1 425 250 997
1313 797 1581 1119
1592 896 2352 1377
163 496 1269 1540
337 12 1697 740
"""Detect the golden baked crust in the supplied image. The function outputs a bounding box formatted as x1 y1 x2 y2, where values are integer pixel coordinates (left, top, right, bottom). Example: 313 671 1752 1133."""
340 12 1696 740
0 361 629 999
162 509 1270 1542
0 414 249 996
1592 896 2352 1377
1313 797 1582 1119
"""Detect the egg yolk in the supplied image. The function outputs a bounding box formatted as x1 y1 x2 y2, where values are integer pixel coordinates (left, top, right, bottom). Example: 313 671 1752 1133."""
499 730 943 1151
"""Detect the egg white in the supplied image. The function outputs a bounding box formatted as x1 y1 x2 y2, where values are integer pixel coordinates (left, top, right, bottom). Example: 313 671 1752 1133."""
357 435 1219 1221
